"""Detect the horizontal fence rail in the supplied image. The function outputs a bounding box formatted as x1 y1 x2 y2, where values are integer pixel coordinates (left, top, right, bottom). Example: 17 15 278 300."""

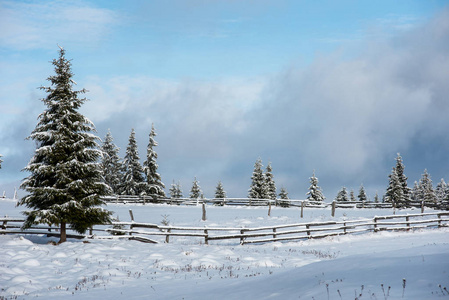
100 195 449 210
1 212 448 245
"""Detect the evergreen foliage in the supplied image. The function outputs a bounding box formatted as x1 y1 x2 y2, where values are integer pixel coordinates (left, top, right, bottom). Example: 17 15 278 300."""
18 47 112 243
306 171 325 202
122 129 146 195
411 181 420 201
358 184 367 202
190 177 202 199
335 187 349 202
374 192 379 203
350 190 356 201
214 181 226 199
385 167 404 207
143 124 165 199
169 180 183 198
248 158 267 199
418 169 438 204
101 130 123 195
435 178 447 202
278 187 289 200
394 153 411 204
265 162 277 200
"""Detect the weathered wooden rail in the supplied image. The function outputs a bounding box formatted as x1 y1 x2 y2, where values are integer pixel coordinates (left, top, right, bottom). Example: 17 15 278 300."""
1 212 448 245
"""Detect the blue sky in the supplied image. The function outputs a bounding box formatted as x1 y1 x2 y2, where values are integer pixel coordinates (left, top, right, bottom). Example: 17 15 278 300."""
1 0 449 199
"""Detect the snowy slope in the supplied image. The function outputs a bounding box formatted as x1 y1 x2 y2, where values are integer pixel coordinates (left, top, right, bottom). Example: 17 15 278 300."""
1 199 448 299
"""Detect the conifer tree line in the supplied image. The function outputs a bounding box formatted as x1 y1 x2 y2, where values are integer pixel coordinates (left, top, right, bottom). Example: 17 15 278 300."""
101 125 166 199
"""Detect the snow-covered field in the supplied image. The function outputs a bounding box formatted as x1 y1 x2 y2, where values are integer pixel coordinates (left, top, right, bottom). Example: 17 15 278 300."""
1 198 448 299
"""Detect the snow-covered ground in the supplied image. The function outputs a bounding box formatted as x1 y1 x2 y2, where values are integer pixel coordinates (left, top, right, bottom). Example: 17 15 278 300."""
1 198 448 299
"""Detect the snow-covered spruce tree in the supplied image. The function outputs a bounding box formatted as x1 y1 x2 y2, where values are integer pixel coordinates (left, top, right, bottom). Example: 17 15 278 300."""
394 153 411 205
101 130 123 195
122 129 146 195
385 167 404 208
435 178 447 203
335 187 349 202
169 180 183 198
143 124 165 199
306 171 325 202
214 181 226 199
418 169 438 205
349 189 356 201
411 181 420 202
265 162 277 200
374 192 379 203
18 47 112 243
190 177 202 199
358 184 367 202
279 187 289 200
248 158 266 199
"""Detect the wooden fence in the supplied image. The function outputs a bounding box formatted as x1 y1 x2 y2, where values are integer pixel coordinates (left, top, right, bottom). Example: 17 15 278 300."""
2 211 448 245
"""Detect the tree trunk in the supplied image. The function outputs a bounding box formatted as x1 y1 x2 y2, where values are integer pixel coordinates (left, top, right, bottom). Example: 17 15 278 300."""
59 222 67 243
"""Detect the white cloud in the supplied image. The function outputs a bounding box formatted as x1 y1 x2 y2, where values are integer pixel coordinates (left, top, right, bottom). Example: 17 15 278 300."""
0 0 117 50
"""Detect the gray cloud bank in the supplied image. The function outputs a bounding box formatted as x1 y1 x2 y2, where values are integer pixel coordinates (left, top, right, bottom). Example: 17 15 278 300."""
2 8 449 200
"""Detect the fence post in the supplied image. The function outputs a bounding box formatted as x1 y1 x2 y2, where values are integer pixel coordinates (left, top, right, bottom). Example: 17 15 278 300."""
116 195 118 204
129 209 134 236
301 201 304 218
306 224 311 237
406 216 410 230
204 229 208 245
202 202 207 221
343 222 347 234
143 195 146 205
373 217 378 232
331 201 336 217
240 229 245 244
421 201 425 214
438 214 442 228
1 220 7 233
268 201 272 217
89 227 93 235
165 229 171 243
273 228 277 239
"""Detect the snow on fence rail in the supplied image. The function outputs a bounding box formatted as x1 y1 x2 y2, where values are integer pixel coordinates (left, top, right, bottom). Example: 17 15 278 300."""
1 212 448 245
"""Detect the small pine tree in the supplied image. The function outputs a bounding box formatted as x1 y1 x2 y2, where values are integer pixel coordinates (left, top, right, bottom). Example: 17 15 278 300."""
335 187 349 202
418 169 438 205
19 47 112 243
411 181 420 202
122 129 146 195
358 184 367 202
374 192 379 203
395 153 411 205
169 180 183 198
279 187 289 200
306 171 325 202
349 189 356 201
101 130 123 195
143 124 165 199
435 178 447 203
385 167 404 207
190 177 202 199
265 162 276 200
214 181 226 199
248 158 266 199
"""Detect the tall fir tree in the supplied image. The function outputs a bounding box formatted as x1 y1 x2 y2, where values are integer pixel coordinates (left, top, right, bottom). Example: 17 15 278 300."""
214 181 226 199
265 162 277 200
279 187 289 200
418 169 438 204
190 177 202 199
143 124 165 199
385 167 404 207
335 187 349 202
122 129 146 195
358 184 368 202
248 158 266 199
306 171 325 202
101 130 123 195
19 47 112 243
